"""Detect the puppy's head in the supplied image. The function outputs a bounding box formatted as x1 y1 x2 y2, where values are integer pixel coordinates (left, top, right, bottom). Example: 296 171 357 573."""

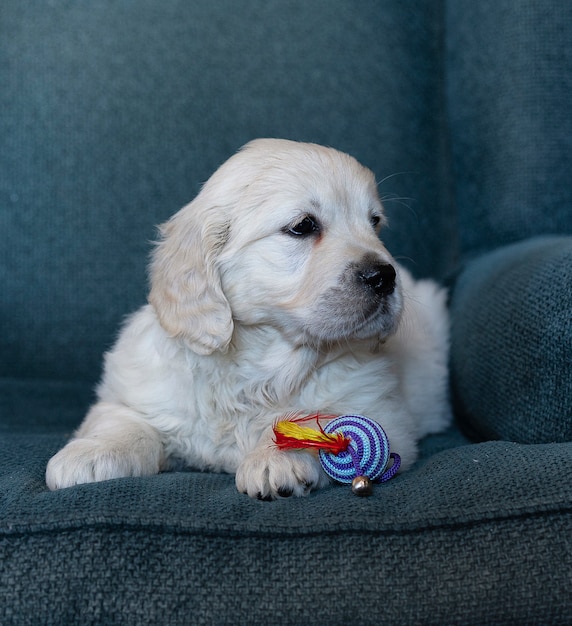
150 139 402 354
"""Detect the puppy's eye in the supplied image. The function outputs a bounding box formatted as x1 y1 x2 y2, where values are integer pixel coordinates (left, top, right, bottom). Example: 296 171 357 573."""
284 215 321 237
370 214 381 229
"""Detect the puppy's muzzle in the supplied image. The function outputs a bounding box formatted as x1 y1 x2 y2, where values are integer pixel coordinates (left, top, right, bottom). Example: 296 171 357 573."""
356 261 396 298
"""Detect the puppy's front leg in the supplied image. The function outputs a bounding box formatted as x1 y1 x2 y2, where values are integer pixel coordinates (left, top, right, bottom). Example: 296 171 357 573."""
46 402 164 490
235 424 329 500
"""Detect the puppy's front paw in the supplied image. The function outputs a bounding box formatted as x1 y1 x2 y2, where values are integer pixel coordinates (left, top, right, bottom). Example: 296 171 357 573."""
235 447 327 500
45 437 161 490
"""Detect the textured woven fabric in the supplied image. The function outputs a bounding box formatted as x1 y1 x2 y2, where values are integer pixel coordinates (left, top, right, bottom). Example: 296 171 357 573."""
451 236 572 443
2 516 571 626
447 0 572 258
1 417 571 626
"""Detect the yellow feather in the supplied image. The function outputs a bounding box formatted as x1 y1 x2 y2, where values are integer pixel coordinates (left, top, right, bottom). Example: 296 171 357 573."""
274 420 334 444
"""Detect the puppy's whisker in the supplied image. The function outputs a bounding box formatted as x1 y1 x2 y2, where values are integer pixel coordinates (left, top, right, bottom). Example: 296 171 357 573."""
376 171 414 187
379 196 417 217
393 255 416 266
379 195 415 205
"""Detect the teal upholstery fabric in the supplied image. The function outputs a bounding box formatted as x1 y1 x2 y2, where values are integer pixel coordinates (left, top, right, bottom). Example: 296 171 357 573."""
451 237 572 443
446 0 572 258
1 388 571 624
2 0 572 624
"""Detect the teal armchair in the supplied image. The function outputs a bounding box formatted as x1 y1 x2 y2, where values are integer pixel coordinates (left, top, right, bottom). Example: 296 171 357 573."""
2 2 571 624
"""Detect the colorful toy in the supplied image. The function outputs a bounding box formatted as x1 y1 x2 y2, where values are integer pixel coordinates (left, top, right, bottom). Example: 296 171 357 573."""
273 413 401 496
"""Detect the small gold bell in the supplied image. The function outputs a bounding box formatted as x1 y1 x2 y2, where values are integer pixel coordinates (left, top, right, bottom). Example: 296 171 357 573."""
351 475 373 497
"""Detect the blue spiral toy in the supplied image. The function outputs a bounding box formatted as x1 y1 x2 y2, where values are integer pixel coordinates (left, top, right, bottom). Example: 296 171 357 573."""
319 415 400 495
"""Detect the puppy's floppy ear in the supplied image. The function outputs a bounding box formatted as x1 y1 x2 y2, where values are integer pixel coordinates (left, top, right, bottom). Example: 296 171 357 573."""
149 199 233 355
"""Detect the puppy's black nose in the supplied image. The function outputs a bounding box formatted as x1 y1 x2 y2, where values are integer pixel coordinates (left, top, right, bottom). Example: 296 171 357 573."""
358 262 396 297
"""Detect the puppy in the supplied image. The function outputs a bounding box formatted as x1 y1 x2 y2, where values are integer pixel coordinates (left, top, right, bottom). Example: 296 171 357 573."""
46 139 451 499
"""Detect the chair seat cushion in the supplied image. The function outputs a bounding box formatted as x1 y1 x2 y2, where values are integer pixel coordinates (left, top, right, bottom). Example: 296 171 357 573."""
1 379 571 624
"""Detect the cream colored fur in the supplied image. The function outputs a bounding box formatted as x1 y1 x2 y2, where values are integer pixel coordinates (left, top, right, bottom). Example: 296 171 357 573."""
46 139 451 499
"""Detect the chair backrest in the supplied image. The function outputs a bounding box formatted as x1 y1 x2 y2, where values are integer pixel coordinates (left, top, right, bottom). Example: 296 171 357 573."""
15 1 569 383
446 0 572 259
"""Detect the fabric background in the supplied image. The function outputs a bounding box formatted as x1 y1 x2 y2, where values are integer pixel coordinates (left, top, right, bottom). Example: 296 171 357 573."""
447 0 572 259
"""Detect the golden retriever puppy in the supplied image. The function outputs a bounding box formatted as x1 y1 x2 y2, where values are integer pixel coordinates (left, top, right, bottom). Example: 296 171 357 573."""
46 139 451 499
